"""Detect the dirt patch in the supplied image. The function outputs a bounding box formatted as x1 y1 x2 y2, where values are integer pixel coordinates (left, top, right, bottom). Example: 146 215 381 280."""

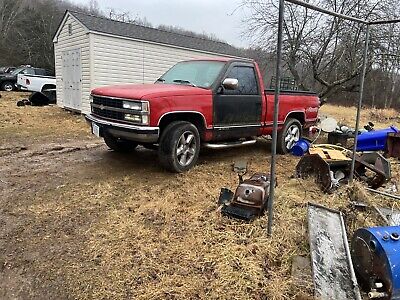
1 91 399 299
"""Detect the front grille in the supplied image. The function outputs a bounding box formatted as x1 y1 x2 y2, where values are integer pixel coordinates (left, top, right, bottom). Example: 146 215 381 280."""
92 107 125 121
92 96 123 108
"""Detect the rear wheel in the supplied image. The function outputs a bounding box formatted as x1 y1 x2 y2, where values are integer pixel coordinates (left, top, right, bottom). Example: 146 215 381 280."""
104 134 138 152
1 81 14 92
277 118 302 154
158 121 200 172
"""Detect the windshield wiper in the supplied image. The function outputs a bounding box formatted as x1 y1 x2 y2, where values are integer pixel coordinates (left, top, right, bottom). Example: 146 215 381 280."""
156 78 165 83
173 79 197 87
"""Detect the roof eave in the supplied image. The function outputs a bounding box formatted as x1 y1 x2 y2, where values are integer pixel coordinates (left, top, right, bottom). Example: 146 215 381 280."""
53 10 89 43
87 30 244 59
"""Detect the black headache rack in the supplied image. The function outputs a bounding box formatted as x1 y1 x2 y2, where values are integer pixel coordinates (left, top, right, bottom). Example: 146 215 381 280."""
264 89 318 96
268 76 317 96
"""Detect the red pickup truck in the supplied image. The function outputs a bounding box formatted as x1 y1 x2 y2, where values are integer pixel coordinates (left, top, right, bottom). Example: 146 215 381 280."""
86 58 320 172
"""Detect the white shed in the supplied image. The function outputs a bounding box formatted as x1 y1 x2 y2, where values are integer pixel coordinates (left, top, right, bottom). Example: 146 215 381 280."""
53 11 242 114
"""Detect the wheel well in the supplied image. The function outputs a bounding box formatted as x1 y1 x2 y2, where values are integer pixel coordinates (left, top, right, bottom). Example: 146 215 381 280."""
286 112 305 125
41 84 56 92
158 113 206 138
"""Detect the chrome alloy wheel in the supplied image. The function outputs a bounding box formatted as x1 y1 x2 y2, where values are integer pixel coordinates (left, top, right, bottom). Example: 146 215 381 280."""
176 131 197 166
4 83 13 92
284 124 300 150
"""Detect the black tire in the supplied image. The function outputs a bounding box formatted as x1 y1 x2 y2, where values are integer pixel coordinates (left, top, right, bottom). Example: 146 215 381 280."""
158 121 200 173
277 118 302 154
104 134 138 152
1 81 14 92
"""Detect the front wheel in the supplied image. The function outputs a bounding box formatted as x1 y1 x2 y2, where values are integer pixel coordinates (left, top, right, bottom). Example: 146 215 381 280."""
158 121 200 172
277 118 302 154
1 81 14 92
104 134 138 152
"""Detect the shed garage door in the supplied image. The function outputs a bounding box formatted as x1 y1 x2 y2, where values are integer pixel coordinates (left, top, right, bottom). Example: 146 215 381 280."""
62 49 82 111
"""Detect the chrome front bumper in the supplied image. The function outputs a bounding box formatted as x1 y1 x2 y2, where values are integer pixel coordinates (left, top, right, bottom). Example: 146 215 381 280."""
85 114 159 143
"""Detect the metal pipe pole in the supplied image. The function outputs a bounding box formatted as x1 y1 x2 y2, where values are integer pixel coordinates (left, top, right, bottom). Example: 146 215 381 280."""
369 19 400 25
285 0 367 24
350 24 370 182
267 0 285 237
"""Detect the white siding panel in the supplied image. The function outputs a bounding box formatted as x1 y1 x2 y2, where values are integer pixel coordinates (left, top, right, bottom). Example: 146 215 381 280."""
54 15 90 113
90 33 233 101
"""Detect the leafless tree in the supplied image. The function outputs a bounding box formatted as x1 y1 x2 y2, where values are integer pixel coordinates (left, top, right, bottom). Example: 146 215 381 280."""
242 0 400 106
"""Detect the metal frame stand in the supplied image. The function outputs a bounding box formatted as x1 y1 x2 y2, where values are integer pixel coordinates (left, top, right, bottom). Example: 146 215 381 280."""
267 0 400 236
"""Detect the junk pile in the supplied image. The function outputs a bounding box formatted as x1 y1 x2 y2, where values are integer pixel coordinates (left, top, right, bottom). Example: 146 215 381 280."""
296 145 391 192
308 201 400 300
293 116 398 193
218 161 271 221
17 91 56 107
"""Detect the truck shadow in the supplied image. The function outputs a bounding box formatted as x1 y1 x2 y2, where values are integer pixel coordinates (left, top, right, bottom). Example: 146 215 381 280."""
89 139 275 177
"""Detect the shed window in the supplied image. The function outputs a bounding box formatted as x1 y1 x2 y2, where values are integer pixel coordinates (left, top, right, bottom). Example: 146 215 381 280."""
68 23 73 35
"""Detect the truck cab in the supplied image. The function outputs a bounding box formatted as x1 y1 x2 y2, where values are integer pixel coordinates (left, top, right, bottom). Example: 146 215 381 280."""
86 58 319 172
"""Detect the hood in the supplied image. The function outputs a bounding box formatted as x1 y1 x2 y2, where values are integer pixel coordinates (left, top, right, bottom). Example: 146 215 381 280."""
91 83 211 99
0 73 14 79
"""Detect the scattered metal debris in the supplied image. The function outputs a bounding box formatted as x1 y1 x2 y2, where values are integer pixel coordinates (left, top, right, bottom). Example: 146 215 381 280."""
219 173 271 221
296 149 351 192
366 187 400 201
386 132 400 159
350 201 368 211
233 160 247 182
373 206 400 226
297 148 391 192
354 152 391 189
307 203 361 300
351 226 400 299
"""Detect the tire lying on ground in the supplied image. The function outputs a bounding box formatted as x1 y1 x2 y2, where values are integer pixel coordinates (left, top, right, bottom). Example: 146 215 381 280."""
28 92 51 106
16 99 32 106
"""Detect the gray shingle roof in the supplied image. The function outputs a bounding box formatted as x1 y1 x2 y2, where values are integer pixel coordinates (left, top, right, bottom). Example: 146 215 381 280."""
69 11 242 57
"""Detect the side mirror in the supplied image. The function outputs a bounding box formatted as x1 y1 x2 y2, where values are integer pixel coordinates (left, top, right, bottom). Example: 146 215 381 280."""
222 78 239 90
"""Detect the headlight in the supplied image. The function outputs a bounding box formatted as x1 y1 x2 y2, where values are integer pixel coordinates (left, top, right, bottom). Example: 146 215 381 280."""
124 114 149 125
124 114 141 122
123 101 142 110
122 100 150 125
122 100 149 112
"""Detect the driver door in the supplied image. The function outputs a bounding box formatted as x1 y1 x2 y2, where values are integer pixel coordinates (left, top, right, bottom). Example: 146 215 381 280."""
213 63 262 140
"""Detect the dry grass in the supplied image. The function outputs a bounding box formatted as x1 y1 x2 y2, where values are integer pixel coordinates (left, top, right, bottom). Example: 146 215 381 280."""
0 91 93 146
320 104 400 128
1 93 400 299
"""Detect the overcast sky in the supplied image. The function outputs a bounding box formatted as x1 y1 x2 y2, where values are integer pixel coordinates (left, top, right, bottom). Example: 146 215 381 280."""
74 0 251 48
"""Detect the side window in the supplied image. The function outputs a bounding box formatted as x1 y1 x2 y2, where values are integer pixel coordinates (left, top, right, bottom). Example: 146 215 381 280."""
225 66 258 95
35 69 46 76
24 69 35 75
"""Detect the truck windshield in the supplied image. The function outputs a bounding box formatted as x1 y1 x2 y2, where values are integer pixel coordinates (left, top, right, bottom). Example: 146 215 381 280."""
157 61 225 88
10 67 24 75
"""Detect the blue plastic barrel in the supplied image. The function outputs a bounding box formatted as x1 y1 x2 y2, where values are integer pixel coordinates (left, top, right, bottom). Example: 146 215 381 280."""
352 226 400 299
291 139 310 156
357 126 399 152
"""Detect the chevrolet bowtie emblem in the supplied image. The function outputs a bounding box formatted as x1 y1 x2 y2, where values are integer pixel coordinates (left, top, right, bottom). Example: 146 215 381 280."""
99 104 105 110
